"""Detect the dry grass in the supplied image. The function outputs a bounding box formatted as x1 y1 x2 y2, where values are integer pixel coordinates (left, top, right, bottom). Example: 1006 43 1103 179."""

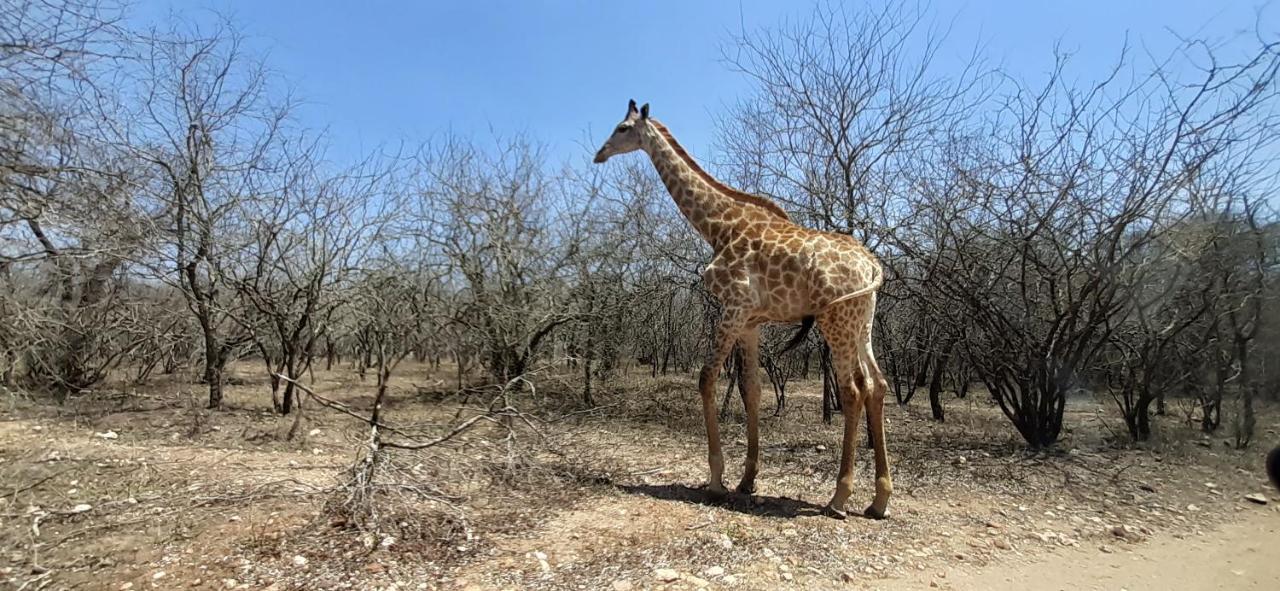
1 362 1277 590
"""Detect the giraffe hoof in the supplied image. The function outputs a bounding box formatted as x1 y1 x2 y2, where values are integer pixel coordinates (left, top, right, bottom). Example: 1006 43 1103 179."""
735 480 756 495
863 505 889 520
704 484 729 502
822 504 848 520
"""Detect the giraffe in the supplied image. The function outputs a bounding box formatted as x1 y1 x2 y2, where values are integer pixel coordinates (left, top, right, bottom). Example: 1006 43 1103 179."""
594 100 892 520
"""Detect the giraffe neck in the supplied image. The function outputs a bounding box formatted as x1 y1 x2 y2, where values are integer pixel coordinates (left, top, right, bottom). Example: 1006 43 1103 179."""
640 121 744 249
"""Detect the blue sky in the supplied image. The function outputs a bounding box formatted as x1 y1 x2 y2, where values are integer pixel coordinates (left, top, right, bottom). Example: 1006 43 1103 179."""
128 1 1273 167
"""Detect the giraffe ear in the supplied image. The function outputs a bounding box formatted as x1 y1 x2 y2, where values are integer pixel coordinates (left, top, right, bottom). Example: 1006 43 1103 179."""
640 103 650 120
628 99 638 115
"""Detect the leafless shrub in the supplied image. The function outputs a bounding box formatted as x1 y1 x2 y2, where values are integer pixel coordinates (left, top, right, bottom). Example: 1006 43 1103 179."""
411 137 590 385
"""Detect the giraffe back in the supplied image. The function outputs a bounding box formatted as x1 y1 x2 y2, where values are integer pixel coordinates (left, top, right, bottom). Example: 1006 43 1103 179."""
734 221 882 321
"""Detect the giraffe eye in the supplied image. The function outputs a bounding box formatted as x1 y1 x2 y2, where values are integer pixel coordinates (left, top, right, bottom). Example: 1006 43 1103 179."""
616 125 629 134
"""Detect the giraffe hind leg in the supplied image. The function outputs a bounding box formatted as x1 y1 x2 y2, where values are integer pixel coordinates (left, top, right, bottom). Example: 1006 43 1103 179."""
854 293 892 519
860 336 893 519
817 300 868 519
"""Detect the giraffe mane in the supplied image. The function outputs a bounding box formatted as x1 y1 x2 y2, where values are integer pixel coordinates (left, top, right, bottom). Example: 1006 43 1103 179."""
649 120 791 222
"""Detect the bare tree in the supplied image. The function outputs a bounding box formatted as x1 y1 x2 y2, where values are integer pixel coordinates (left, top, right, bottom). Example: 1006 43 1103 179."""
0 0 154 395
413 136 585 384
234 149 398 413
919 37 1278 446
717 2 986 239
122 19 291 408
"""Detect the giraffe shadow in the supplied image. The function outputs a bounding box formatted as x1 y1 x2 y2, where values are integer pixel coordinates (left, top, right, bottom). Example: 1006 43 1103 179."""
615 482 828 519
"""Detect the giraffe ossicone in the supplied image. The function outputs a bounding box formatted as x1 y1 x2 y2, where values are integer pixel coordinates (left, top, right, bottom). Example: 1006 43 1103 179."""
594 100 893 520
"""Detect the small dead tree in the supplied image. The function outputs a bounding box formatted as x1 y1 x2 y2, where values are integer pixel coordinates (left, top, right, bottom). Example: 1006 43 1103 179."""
122 19 291 408
413 137 583 385
235 150 397 414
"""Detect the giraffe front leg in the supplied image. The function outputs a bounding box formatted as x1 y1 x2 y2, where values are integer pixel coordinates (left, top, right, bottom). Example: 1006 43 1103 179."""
698 363 728 498
698 314 745 500
736 328 761 495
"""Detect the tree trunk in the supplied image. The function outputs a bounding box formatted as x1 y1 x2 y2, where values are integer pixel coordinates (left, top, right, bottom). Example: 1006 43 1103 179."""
1136 397 1152 441
279 349 301 415
927 341 953 422
914 353 931 389
199 305 228 410
1234 338 1255 449
1124 393 1153 442
990 375 1065 449
204 348 225 409
582 333 595 406
1 350 13 386
719 349 742 419
928 369 945 422
821 343 840 424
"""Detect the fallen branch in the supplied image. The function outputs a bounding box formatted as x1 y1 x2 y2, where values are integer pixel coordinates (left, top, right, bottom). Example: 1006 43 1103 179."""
275 375 406 435
380 410 514 450
8 467 77 498
545 402 621 424
276 374 526 450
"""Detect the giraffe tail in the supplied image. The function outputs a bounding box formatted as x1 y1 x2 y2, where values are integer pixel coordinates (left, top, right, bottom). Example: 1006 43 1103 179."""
778 315 816 355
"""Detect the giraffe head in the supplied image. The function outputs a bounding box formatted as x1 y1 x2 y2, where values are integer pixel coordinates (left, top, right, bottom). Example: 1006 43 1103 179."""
593 99 649 163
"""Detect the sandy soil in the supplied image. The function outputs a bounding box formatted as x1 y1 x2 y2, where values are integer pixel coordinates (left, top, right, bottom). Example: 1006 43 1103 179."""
886 509 1280 590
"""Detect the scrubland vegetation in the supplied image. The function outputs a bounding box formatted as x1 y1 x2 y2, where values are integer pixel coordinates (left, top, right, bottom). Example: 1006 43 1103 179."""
2 2 1278 589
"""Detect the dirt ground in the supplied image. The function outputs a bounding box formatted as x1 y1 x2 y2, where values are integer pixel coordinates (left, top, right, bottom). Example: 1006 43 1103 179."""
2 363 1277 590
886 511 1280 591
